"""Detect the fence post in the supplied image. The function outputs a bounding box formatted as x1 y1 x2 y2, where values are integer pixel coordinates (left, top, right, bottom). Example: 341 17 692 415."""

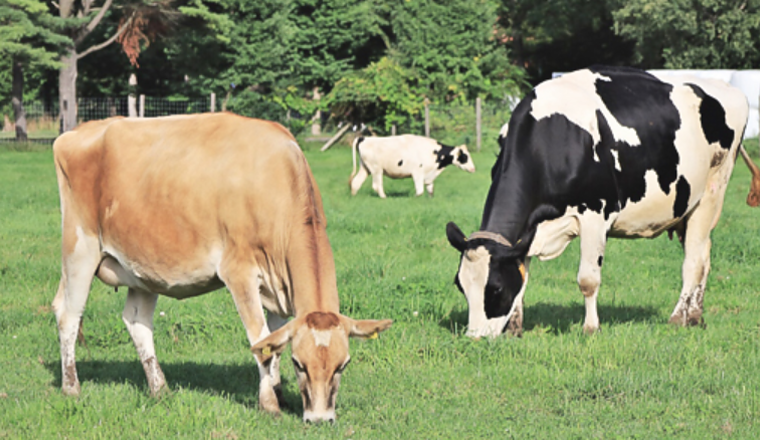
139 95 145 118
128 74 138 117
392 124 397 136
210 93 216 112
476 97 482 152
424 98 430 137
107 97 116 117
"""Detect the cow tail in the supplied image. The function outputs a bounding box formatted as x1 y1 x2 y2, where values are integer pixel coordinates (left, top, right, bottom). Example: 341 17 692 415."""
739 144 760 207
350 136 364 180
351 136 358 179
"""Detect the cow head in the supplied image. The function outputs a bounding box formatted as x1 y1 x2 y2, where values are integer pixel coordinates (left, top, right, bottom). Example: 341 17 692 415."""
452 145 476 173
252 311 392 423
446 222 527 338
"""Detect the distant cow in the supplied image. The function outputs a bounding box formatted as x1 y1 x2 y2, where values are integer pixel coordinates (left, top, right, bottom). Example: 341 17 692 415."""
52 113 392 422
446 66 760 338
350 134 475 198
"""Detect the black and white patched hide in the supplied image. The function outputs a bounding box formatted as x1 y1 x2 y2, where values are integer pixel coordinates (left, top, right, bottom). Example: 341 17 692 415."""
448 65 750 338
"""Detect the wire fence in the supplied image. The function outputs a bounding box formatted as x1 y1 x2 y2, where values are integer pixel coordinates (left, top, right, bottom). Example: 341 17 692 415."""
2 95 516 152
427 102 512 153
1 96 215 141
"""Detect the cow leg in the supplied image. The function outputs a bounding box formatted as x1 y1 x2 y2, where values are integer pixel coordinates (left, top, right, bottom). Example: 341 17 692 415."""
669 196 724 326
350 164 369 196
265 313 288 402
370 168 387 198
219 264 280 414
669 168 735 327
412 172 425 197
122 288 167 396
52 227 100 396
505 258 530 336
576 215 608 334
669 231 711 327
425 182 435 197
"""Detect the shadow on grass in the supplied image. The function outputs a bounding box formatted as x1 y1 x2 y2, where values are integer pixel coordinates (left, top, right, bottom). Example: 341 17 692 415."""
44 359 303 415
379 189 413 198
440 302 659 335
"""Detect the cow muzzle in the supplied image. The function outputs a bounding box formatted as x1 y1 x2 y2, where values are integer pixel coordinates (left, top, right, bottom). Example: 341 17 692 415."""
465 315 511 339
466 284 526 339
303 409 336 424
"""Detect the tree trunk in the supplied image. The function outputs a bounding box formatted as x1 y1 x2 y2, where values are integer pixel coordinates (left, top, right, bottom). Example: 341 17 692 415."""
311 87 321 135
12 58 28 141
59 48 78 133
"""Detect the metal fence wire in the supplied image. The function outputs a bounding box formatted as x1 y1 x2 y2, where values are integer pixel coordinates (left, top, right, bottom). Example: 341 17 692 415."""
4 96 516 150
2 97 214 129
141 97 211 118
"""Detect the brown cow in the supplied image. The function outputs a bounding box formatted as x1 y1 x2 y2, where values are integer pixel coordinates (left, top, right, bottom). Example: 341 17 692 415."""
52 113 392 422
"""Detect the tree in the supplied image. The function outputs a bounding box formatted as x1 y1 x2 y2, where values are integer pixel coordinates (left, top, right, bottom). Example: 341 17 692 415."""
56 0 178 132
392 0 525 102
216 0 392 132
497 0 634 82
288 0 390 92
322 0 528 132
324 56 424 131
609 0 760 69
0 0 69 140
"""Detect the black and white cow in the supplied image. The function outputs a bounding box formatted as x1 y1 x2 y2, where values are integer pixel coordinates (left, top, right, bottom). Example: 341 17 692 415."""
350 134 475 198
446 66 760 338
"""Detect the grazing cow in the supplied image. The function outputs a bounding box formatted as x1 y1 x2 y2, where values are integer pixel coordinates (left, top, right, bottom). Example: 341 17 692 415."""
350 134 475 198
52 113 392 422
446 66 760 338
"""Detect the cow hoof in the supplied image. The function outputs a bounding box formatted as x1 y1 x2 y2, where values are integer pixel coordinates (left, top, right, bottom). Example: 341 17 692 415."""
668 313 707 329
62 364 81 396
62 382 81 397
582 324 600 335
259 388 282 415
667 314 685 326
259 404 282 417
668 312 704 327
149 383 170 399
505 317 523 337
687 313 705 328
506 326 523 338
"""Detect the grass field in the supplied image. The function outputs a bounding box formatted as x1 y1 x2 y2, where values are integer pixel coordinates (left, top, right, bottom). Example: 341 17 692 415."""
1 137 760 439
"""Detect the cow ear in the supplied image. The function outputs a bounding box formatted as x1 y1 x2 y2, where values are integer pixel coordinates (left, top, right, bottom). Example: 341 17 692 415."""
446 222 467 252
251 319 298 363
341 316 393 339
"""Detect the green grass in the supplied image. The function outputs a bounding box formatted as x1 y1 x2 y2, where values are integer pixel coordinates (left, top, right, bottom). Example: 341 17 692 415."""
2 139 760 439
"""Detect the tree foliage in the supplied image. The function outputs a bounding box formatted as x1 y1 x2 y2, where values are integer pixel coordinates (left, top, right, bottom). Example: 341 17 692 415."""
392 0 524 102
322 0 526 130
9 0 760 135
325 56 423 130
0 0 70 137
0 0 69 69
498 0 634 79
610 0 760 69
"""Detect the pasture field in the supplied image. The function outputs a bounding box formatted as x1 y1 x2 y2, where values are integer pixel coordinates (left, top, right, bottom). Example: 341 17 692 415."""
2 138 760 439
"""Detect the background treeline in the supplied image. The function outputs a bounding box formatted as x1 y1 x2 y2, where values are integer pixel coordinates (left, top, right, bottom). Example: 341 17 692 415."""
3 0 760 135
